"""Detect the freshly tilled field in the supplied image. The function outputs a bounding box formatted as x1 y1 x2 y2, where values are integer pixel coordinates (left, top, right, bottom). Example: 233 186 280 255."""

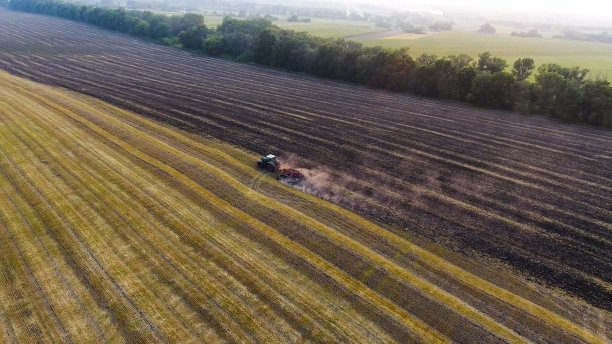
0 69 610 343
0 9 610 312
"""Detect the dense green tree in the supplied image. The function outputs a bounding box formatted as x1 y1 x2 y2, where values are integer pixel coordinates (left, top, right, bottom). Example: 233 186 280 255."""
446 54 473 70
533 71 581 120
178 24 209 49
537 63 589 84
469 72 516 109
269 30 318 73
578 79 612 126
221 32 254 58
128 17 149 36
382 49 416 91
513 80 535 114
149 22 170 39
416 53 437 66
253 28 277 65
410 63 441 96
446 64 477 101
477 52 507 73
170 13 204 35
512 58 535 81
217 17 273 36
147 14 170 39
57 3 79 20
203 35 224 55
477 23 496 34
159 37 179 46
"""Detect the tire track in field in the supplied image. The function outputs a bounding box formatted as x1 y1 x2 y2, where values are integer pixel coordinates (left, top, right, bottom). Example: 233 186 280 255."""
44 102 608 344
9 74 402 342
98 100 612 320
40 88 572 344
0 215 62 343
23 74 447 343
0 187 100 343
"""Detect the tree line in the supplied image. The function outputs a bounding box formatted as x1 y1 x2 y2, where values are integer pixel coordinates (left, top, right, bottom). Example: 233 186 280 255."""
554 31 612 44
5 0 612 127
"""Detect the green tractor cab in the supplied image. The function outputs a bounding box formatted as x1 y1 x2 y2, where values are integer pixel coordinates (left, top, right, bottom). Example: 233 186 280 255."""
257 154 278 172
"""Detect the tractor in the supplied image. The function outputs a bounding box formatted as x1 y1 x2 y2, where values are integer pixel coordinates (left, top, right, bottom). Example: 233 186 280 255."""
257 154 279 172
257 154 305 185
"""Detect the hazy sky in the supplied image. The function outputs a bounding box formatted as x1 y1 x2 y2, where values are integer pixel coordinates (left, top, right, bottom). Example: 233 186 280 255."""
357 0 612 20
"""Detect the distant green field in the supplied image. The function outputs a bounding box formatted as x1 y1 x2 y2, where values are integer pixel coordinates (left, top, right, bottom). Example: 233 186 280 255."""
275 18 384 38
203 15 384 38
200 15 611 78
354 31 612 78
203 15 224 28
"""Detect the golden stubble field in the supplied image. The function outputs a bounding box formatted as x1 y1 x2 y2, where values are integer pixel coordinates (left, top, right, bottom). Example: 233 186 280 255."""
0 71 609 342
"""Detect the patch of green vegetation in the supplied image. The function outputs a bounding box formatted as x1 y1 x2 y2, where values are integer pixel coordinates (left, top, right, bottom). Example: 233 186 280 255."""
275 18 385 38
204 15 384 38
203 15 224 28
355 31 612 78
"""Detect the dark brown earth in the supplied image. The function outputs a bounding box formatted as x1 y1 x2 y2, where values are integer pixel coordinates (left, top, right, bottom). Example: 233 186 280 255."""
0 9 610 310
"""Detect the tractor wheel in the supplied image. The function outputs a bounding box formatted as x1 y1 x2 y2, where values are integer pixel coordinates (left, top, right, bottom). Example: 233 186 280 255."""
257 161 263 169
267 163 275 172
